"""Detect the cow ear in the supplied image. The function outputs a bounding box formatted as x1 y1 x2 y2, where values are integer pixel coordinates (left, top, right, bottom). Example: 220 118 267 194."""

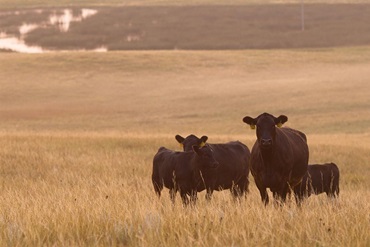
275 115 288 127
175 135 185 144
192 145 202 156
199 136 208 147
243 116 256 129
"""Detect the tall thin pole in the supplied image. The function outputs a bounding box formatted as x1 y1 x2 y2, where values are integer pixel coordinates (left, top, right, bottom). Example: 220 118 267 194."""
301 0 305 31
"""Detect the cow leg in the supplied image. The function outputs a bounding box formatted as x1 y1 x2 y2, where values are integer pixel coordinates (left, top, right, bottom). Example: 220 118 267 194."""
154 189 161 198
272 185 290 206
190 191 198 205
254 178 268 204
294 188 305 206
282 187 289 202
334 175 340 197
334 185 340 198
295 181 305 204
153 181 163 198
238 178 249 200
280 184 291 203
272 191 283 206
244 177 250 196
169 188 176 204
231 185 243 201
205 188 213 201
327 189 337 198
255 179 269 204
328 179 339 198
260 189 269 205
238 177 249 199
180 192 189 206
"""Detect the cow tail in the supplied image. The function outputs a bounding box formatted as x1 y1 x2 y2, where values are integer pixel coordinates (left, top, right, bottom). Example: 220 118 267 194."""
152 160 163 197
333 168 340 197
329 163 340 197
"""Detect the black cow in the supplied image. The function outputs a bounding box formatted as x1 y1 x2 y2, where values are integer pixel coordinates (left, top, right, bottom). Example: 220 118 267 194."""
152 145 219 205
243 113 309 205
294 163 340 199
175 134 250 200
176 134 208 151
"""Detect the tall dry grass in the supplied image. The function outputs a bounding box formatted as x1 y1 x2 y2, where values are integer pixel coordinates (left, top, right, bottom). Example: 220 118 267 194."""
0 48 370 246
0 133 369 246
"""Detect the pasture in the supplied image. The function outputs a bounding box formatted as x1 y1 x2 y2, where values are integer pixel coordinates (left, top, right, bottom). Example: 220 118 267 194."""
1 47 370 246
1 0 370 246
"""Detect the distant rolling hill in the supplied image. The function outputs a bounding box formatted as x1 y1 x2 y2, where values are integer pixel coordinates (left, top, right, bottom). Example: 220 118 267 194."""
1 4 370 51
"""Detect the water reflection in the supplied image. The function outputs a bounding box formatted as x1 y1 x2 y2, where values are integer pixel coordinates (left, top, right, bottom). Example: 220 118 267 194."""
19 24 39 35
49 9 98 32
0 32 43 53
0 8 105 53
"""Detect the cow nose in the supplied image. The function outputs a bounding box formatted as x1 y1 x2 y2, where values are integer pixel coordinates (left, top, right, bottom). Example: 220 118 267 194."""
261 138 272 146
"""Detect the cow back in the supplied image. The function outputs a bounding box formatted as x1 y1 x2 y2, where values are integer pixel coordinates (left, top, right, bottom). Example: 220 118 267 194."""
295 163 340 197
152 147 177 189
153 147 204 192
308 163 339 195
202 141 250 191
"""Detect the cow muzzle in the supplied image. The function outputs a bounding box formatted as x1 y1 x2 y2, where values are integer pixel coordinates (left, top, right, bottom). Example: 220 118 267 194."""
260 138 273 148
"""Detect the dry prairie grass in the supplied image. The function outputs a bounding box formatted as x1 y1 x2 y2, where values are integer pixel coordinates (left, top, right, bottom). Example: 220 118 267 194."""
0 48 370 246
0 133 369 246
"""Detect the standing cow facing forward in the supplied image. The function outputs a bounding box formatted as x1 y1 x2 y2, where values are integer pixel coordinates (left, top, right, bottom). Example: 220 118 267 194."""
175 134 250 200
243 113 309 205
294 163 340 200
152 145 219 205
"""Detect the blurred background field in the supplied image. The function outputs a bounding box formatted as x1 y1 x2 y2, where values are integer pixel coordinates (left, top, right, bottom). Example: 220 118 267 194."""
1 0 370 8
1 0 370 246
2 3 370 51
1 48 370 134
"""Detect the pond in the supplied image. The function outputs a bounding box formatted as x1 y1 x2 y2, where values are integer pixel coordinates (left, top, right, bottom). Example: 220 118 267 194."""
0 8 106 53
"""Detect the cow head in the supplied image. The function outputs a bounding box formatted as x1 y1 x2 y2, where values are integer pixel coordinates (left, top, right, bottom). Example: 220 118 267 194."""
243 113 288 149
175 134 208 152
192 145 219 168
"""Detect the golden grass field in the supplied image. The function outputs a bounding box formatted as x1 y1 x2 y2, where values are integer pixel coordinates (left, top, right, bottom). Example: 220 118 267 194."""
1 46 370 246
1 1 370 246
